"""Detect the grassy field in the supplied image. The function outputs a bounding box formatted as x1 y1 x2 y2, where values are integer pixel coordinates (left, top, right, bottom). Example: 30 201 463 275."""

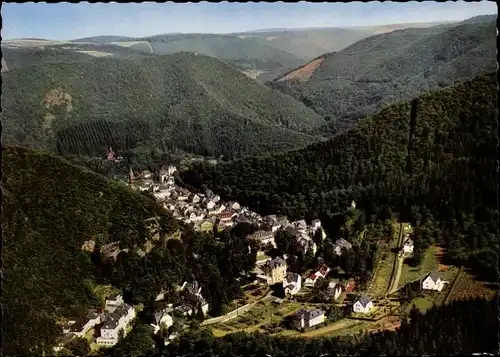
366 222 401 298
405 296 435 313
397 245 440 288
208 299 307 337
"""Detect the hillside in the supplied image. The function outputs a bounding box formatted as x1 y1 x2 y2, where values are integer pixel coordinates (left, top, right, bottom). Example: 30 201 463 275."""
1 52 326 163
141 33 305 73
180 72 498 280
270 21 496 134
1 146 180 355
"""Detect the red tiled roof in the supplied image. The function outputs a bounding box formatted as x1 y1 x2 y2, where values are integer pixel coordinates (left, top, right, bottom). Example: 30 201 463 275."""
308 273 317 280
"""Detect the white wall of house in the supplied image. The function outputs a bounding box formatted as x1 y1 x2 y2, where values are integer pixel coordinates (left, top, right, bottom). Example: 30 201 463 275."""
309 314 325 327
353 301 373 313
422 277 444 291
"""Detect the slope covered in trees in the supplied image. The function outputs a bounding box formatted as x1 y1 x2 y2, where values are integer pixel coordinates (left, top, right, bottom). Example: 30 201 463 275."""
2 147 258 356
270 20 496 134
180 72 498 280
1 52 326 162
1 146 179 355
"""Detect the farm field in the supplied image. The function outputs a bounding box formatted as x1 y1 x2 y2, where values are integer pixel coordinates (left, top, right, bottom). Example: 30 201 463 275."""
446 269 498 303
397 245 440 288
208 299 308 337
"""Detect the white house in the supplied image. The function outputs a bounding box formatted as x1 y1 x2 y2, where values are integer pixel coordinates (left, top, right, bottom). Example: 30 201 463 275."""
283 272 302 295
333 238 353 256
295 309 325 330
106 294 124 308
402 237 414 254
248 230 276 248
96 304 136 346
316 264 331 278
305 273 319 287
151 309 174 334
353 295 373 314
351 201 356 209
422 272 447 291
70 311 101 337
326 280 343 300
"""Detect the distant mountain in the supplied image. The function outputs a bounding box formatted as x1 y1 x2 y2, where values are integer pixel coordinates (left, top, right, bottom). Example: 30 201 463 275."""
269 21 496 135
71 35 137 43
2 146 180 356
1 52 326 164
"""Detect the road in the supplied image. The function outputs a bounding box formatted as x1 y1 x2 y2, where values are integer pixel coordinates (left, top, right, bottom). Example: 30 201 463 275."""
385 223 405 296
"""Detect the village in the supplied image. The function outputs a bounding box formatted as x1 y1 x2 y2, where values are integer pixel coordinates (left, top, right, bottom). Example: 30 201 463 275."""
54 164 469 352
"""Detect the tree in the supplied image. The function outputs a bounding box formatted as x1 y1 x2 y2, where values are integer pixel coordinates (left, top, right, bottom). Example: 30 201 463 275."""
66 337 90 356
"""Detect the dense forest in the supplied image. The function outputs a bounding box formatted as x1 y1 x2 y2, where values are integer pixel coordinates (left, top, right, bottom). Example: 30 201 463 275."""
1 51 325 164
270 20 496 135
98 298 498 356
180 72 498 281
2 147 258 356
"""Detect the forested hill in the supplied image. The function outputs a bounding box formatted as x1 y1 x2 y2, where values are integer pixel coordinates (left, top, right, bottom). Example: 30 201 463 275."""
1 52 326 162
180 72 498 280
270 20 496 135
2 146 258 356
1 147 178 355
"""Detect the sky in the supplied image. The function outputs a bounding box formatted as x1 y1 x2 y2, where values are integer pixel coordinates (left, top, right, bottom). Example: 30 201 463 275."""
2 1 497 41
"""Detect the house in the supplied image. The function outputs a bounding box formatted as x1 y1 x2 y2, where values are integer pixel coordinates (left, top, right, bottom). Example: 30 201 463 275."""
401 237 414 254
304 273 319 287
295 309 325 330
184 294 209 315
422 272 447 291
353 295 373 313
154 189 172 201
197 219 215 233
141 170 153 179
151 309 174 334
217 210 237 222
283 272 302 295
316 264 331 278
96 304 136 346
106 293 124 308
326 280 343 300
248 230 276 248
262 257 287 284
191 194 202 204
212 195 221 203
235 215 252 225
166 176 175 185
174 304 194 316
333 238 353 256
180 280 209 315
351 200 356 209
344 278 356 293
227 201 241 210
297 235 317 255
70 311 101 337
293 220 308 231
